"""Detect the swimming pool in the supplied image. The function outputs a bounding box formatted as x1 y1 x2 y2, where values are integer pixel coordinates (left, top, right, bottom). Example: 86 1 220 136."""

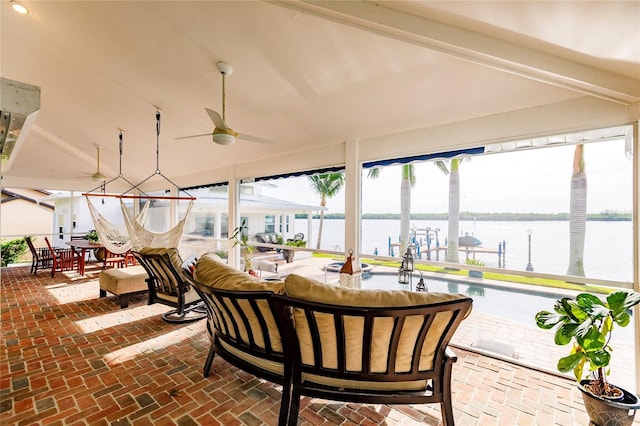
358 272 634 341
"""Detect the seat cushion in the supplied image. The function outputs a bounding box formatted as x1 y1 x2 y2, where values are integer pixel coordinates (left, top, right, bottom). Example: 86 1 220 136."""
284 274 470 373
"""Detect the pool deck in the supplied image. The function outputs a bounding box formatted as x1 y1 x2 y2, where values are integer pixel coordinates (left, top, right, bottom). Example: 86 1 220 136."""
270 254 638 395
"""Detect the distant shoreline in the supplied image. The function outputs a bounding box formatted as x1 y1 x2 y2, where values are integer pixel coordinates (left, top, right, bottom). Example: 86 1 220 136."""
297 212 632 221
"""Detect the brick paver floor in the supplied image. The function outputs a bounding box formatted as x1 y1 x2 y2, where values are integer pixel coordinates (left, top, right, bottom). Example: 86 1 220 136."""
1 265 638 425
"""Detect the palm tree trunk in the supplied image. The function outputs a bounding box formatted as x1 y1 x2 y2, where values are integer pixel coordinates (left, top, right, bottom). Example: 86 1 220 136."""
400 165 412 255
567 144 587 276
316 197 326 250
446 159 460 263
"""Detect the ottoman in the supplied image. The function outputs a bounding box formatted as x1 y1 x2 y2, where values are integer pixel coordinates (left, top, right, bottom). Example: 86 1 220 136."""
99 265 149 308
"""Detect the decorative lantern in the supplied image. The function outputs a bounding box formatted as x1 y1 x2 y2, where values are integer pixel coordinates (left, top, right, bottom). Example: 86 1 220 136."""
339 249 361 288
398 247 414 286
398 263 410 285
404 247 415 272
415 271 427 292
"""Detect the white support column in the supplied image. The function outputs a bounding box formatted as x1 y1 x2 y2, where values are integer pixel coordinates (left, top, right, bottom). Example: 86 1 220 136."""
633 121 640 394
170 187 177 228
307 213 313 247
228 167 240 269
215 212 222 251
344 139 361 264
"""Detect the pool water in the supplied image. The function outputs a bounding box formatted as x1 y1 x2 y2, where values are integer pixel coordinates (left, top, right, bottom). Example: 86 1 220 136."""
360 272 634 341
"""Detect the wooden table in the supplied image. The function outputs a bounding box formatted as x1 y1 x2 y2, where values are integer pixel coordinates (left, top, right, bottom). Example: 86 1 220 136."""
66 240 103 276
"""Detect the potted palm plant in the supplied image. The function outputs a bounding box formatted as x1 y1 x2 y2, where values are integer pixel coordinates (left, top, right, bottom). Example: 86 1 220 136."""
535 291 640 425
283 238 305 263
229 220 256 276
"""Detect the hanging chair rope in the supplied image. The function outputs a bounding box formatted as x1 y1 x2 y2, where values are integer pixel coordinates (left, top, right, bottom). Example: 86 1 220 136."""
85 196 150 254
121 198 194 251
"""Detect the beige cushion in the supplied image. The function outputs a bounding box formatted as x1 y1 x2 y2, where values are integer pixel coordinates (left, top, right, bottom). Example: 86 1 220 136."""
195 254 285 352
138 247 184 295
284 274 470 374
99 265 148 295
195 253 285 294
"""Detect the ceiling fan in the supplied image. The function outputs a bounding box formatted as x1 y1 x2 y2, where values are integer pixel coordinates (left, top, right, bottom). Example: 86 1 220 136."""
176 62 275 146
76 144 107 181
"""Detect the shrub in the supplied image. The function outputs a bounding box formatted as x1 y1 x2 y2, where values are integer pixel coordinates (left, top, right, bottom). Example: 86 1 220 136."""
465 258 485 267
1 238 28 267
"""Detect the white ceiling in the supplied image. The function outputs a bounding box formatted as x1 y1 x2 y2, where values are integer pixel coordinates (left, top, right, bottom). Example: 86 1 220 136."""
1 1 638 192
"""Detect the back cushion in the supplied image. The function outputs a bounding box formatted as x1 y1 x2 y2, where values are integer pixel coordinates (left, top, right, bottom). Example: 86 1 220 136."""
138 247 184 294
284 274 470 372
195 253 285 294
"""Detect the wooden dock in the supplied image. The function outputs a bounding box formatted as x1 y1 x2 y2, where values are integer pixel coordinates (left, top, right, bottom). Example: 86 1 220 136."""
388 234 507 268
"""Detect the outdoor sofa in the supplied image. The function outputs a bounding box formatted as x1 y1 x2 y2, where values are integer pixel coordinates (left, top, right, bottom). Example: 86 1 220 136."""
184 252 473 425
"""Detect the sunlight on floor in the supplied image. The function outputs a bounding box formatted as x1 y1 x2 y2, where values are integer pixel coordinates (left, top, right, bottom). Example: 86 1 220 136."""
74 303 167 333
46 279 101 304
103 324 203 365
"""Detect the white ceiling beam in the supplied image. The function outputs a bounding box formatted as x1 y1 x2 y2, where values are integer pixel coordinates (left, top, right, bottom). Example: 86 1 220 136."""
360 97 639 163
273 1 640 105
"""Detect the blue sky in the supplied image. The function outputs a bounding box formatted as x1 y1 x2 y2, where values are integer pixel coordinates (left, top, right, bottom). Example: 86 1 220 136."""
261 139 633 214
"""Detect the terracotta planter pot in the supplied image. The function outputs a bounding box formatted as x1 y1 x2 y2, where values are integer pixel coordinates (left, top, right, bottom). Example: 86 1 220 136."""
94 247 106 262
283 249 295 263
579 380 640 426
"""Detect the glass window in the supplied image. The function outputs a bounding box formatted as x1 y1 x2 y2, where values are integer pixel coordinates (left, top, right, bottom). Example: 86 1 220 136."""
360 136 633 283
265 215 275 233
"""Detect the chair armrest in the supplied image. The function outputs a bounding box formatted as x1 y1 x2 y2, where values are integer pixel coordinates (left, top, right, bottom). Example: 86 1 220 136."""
445 346 458 363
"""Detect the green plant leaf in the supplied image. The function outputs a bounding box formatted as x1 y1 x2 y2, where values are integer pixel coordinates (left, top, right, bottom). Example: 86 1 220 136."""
608 291 640 315
535 311 561 329
576 325 605 351
585 348 610 369
558 352 584 373
576 293 605 309
555 323 577 345
613 311 630 327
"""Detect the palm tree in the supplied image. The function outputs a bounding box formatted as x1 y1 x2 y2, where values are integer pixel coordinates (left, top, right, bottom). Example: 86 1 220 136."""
433 158 464 264
368 165 415 254
308 172 345 249
567 144 587 276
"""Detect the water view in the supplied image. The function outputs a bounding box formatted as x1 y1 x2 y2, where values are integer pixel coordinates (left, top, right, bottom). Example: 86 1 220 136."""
299 218 633 283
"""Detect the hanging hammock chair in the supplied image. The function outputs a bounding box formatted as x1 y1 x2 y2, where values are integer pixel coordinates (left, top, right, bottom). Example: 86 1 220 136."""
121 198 194 251
86 195 150 254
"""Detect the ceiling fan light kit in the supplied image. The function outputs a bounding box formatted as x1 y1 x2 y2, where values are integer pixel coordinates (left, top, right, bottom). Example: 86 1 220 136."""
212 133 235 145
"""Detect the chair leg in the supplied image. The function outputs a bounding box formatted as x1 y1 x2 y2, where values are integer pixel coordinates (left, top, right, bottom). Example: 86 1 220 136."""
441 362 455 426
203 345 216 378
440 401 454 426
278 377 293 426
286 383 302 426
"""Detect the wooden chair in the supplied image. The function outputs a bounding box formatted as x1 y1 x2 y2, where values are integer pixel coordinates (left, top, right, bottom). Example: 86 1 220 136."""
24 236 53 276
133 247 205 323
44 237 80 277
101 249 127 269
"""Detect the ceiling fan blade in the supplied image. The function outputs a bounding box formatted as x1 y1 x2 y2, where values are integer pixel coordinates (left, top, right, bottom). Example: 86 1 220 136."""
174 133 213 140
205 108 227 131
238 133 277 145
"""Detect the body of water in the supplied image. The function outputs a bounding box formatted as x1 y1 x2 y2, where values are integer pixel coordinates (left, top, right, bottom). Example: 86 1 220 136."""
297 218 633 283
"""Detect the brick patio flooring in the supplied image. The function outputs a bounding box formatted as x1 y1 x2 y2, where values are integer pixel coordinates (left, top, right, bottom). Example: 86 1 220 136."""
1 265 639 425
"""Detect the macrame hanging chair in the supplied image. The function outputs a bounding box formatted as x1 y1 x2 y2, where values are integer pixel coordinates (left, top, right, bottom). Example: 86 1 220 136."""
121 199 193 251
118 110 195 251
86 196 150 254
